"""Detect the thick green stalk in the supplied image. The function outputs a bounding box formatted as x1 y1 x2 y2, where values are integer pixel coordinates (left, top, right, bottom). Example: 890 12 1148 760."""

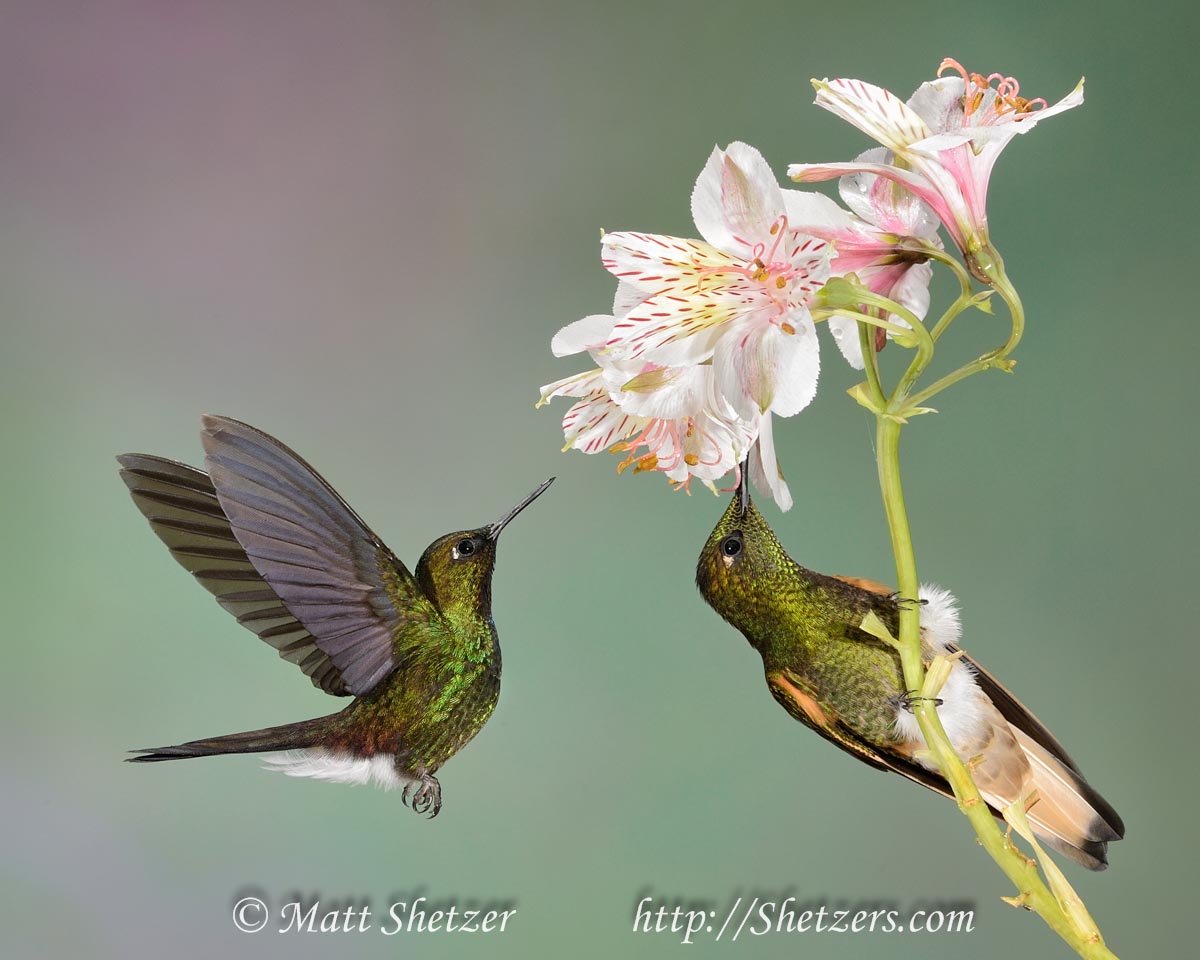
863 264 1117 957
874 417 1115 958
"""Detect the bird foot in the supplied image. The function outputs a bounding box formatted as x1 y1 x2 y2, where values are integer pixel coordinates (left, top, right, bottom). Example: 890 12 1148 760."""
889 592 928 609
402 774 442 819
900 690 944 712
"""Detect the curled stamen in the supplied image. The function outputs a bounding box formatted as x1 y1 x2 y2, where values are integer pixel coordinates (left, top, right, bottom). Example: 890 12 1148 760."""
939 58 1047 121
937 57 969 81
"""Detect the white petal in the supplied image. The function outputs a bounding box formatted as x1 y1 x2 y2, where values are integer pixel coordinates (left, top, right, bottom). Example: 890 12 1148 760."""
782 189 859 232
814 77 933 152
1015 77 1085 131
715 313 820 420
838 147 940 239
765 313 821 417
539 367 607 403
748 413 793 511
551 315 615 357
686 409 757 483
607 287 739 365
613 281 645 319
617 364 711 420
906 77 966 134
561 391 642 454
890 260 933 323
601 231 729 290
691 146 732 250
826 314 865 369
691 142 784 257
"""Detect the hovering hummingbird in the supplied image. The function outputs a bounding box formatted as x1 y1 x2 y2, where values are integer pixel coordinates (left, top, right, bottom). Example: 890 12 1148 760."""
696 475 1124 869
120 415 553 817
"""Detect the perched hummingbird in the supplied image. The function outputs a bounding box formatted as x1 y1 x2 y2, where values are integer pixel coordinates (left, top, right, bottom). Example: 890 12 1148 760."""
120 415 553 817
696 476 1124 869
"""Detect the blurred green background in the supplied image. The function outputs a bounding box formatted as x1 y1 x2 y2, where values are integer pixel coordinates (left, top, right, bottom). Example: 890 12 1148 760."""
2 1 1194 957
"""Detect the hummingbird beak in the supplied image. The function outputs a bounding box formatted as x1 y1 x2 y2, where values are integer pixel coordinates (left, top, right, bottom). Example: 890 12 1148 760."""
487 478 555 540
737 459 751 516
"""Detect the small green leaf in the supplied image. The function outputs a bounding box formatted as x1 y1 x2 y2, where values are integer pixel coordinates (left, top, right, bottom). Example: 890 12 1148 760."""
971 290 996 314
860 611 900 648
847 381 884 415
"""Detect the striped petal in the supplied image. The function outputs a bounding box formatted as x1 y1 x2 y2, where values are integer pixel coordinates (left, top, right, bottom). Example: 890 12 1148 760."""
561 390 642 455
813 77 933 154
601 231 730 291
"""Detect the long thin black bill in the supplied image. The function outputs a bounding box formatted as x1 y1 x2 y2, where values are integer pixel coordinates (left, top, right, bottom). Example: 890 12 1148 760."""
738 458 751 516
488 477 555 540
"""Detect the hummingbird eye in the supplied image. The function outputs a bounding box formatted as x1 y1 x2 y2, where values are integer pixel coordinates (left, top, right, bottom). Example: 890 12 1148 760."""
720 533 743 559
453 538 478 560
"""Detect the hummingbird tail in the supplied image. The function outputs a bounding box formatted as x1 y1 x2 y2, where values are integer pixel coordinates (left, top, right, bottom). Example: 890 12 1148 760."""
126 716 331 762
1014 729 1125 871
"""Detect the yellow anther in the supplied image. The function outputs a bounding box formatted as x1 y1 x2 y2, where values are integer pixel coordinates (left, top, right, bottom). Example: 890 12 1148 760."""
780 321 796 335
684 453 699 466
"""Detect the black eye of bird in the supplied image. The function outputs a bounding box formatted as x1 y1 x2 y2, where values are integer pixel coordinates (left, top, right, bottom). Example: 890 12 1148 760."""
720 533 743 558
455 538 477 558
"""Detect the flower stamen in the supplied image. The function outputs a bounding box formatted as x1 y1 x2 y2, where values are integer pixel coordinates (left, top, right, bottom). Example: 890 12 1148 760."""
938 57 1049 123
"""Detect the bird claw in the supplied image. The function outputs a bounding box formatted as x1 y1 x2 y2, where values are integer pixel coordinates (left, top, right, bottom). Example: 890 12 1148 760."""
402 774 442 819
889 592 927 609
900 690 944 712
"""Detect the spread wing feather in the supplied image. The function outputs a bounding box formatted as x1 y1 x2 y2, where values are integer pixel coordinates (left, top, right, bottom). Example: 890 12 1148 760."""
198 415 438 696
117 453 351 695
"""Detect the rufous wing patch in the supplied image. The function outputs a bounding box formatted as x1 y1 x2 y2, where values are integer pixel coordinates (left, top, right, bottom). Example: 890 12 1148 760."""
831 574 895 597
769 670 832 728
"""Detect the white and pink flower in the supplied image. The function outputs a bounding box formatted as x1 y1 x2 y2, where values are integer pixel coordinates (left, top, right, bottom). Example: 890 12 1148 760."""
603 142 831 422
539 143 819 507
790 59 1084 277
783 150 940 368
538 315 756 493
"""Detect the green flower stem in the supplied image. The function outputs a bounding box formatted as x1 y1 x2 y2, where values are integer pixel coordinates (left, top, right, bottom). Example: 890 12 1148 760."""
826 288 933 405
906 272 1024 412
857 319 886 409
813 307 914 343
917 245 976 342
862 260 1117 960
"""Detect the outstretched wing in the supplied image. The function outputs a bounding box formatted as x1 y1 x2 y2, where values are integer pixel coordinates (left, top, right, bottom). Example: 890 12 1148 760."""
118 453 352 695
196 415 440 697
